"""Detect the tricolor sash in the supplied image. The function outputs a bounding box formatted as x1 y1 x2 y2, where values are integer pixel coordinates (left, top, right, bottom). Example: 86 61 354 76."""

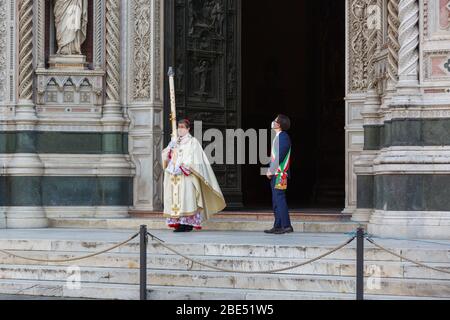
271 144 291 190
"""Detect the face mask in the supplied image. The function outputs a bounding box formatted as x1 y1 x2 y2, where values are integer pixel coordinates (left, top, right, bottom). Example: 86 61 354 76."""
178 128 189 137
271 121 278 129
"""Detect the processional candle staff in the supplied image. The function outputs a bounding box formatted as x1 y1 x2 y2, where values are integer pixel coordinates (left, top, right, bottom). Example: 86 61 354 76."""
168 67 178 140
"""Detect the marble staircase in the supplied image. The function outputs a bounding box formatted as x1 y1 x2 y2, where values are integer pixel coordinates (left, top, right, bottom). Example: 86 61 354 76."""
0 229 449 300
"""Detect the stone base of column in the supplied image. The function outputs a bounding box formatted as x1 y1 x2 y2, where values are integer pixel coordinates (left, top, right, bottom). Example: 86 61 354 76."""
102 103 128 124
351 208 373 223
369 210 450 240
342 205 356 215
5 207 48 229
15 100 37 121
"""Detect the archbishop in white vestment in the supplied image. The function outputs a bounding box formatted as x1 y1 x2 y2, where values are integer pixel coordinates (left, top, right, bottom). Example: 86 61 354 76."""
162 120 226 232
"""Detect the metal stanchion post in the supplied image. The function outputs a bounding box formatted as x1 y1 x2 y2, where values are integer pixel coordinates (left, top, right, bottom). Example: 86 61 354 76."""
140 225 148 300
356 227 364 301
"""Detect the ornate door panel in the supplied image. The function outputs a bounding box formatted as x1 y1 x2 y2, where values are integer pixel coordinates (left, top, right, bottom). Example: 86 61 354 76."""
165 0 242 208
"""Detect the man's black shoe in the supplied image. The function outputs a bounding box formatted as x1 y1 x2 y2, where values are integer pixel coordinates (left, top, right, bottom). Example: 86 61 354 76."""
284 226 294 234
273 227 294 235
264 227 282 234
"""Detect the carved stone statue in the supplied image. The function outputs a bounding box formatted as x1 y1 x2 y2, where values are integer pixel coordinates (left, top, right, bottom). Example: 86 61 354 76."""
211 0 224 36
194 60 209 95
54 0 88 55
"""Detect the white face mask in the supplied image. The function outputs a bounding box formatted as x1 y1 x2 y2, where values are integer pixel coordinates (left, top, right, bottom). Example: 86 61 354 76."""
178 128 189 137
271 121 279 129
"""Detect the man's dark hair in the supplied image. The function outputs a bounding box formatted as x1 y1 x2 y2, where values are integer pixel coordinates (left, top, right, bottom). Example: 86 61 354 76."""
277 114 291 131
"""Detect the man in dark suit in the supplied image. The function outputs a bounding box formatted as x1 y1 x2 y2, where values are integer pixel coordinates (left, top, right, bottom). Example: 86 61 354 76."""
265 114 293 235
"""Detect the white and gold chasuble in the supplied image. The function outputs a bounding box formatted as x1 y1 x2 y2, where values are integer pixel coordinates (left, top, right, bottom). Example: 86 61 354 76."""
162 134 226 221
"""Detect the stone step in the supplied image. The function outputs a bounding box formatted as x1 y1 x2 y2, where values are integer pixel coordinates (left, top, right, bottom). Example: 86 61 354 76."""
2 279 444 300
1 265 449 298
1 237 449 263
130 211 352 222
49 218 362 233
1 251 450 280
147 285 445 301
0 279 140 300
148 270 450 298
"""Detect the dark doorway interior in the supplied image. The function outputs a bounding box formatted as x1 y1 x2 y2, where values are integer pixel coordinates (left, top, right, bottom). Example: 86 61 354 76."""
241 0 346 210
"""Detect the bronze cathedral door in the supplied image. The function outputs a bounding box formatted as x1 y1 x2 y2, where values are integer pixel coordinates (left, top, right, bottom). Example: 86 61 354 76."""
164 0 242 208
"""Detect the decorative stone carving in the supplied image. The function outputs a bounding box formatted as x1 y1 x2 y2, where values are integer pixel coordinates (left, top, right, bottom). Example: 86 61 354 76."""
397 0 419 86
439 0 450 30
132 0 151 101
387 0 400 83
0 0 6 103
423 50 450 81
366 0 382 89
94 0 105 69
348 0 370 93
18 0 33 101
152 0 162 102
105 0 121 104
35 71 104 114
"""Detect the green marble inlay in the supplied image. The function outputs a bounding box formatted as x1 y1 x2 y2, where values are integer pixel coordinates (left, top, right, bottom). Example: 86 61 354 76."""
357 175 374 209
0 176 133 206
364 118 450 150
363 126 381 151
0 131 128 154
357 174 450 211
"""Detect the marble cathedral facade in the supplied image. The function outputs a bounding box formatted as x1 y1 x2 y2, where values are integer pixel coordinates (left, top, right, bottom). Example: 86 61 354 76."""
0 0 164 228
347 0 450 239
0 0 449 239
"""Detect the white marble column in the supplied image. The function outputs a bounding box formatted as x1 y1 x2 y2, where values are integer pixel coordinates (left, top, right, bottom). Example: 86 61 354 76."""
103 0 124 123
386 0 400 97
393 0 421 102
16 0 35 119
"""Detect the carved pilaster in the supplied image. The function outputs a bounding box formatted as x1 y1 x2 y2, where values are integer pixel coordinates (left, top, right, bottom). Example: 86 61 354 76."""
36 0 45 69
94 0 105 70
397 0 419 88
104 0 123 122
18 0 33 103
387 0 400 84
366 0 382 90
348 0 371 93
0 0 7 104
127 0 164 213
132 0 151 101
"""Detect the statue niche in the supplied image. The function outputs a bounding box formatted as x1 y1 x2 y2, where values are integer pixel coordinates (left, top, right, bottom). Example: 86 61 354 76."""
36 0 104 116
